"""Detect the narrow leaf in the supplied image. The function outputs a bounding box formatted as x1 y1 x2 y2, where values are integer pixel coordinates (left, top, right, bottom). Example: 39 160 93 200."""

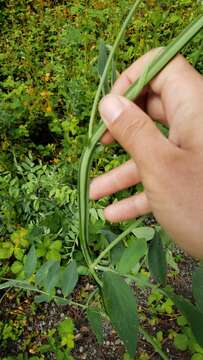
34 294 51 304
87 307 103 344
148 232 167 285
98 40 108 77
164 288 203 347
0 280 14 290
24 245 37 278
55 297 69 306
118 238 147 274
0 280 37 292
102 271 139 357
61 260 78 297
98 40 109 95
192 262 203 313
111 58 117 87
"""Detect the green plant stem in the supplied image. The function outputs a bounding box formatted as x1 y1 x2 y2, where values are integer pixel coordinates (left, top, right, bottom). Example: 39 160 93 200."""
91 217 144 270
88 0 141 139
140 328 169 360
85 287 99 306
0 279 88 310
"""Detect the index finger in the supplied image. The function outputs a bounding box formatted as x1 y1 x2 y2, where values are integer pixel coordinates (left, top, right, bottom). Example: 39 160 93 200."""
101 48 163 144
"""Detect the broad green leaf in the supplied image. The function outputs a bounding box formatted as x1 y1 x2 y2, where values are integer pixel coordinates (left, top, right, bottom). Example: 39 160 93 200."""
192 262 203 313
174 334 188 351
77 265 90 276
148 232 167 285
11 261 23 274
111 241 125 266
14 247 25 261
24 245 37 277
34 294 51 303
117 238 147 274
102 271 139 357
164 287 203 347
0 246 13 259
35 260 56 286
50 240 62 251
192 354 203 360
45 261 61 293
61 260 78 297
87 307 103 344
131 227 155 241
58 318 74 336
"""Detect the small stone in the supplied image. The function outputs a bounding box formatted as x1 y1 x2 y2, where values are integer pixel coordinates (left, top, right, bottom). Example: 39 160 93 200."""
81 355 87 360
79 346 84 353
115 339 122 345
75 333 82 341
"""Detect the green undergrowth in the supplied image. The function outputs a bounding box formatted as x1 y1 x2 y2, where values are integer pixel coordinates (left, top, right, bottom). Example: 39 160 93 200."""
0 0 203 358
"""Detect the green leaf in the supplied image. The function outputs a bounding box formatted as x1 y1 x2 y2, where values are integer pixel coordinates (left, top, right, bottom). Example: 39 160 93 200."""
0 247 13 259
34 294 51 303
35 260 56 286
191 354 203 360
14 248 25 261
164 288 203 347
0 280 37 292
61 260 78 297
87 307 103 344
177 315 187 327
102 271 139 357
174 333 188 351
117 238 147 274
98 40 108 78
97 40 109 96
45 261 61 293
148 232 167 285
11 261 23 274
192 262 203 313
132 227 155 241
24 245 37 277
0 280 15 290
58 318 74 336
55 297 69 306
110 241 125 266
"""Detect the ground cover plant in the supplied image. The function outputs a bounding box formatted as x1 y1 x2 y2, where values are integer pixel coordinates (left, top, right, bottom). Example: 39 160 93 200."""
0 0 203 359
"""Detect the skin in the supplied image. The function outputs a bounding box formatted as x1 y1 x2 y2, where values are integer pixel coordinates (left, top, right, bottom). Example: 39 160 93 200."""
89 49 203 259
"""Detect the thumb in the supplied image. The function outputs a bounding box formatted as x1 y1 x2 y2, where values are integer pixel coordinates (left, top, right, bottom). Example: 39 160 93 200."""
99 94 170 171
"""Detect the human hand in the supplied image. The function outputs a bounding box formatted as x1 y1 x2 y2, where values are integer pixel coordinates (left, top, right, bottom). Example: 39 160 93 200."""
90 48 203 259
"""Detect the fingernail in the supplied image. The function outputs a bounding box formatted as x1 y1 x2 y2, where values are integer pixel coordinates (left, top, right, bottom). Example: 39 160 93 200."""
99 94 129 125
